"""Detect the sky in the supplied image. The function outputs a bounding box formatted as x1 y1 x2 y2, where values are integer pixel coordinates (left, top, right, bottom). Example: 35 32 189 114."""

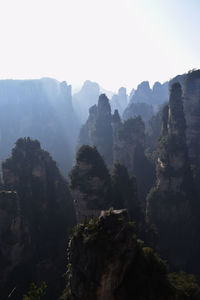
0 0 199 93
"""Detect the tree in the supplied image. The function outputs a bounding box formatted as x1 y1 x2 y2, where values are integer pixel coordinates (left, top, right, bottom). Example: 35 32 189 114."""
23 282 47 300
169 271 200 300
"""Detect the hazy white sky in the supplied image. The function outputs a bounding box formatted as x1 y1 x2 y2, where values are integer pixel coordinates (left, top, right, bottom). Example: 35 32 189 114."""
0 0 199 92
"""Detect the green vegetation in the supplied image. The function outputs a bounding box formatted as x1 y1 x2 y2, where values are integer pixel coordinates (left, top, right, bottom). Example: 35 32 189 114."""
3 70 200 300
70 145 143 220
1 137 76 300
185 69 200 92
69 145 111 209
169 271 200 300
127 246 173 299
23 282 47 300
146 81 196 274
63 210 200 300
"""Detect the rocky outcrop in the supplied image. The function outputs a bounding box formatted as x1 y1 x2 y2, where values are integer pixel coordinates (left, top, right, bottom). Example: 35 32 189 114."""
61 209 174 300
70 145 112 223
93 94 113 166
147 83 195 270
1 137 76 300
156 83 190 192
0 190 31 297
78 94 113 166
111 110 122 163
79 99 155 206
70 144 142 226
112 116 145 174
112 116 155 207
79 101 146 178
145 105 164 153
65 210 137 300
3 138 75 223
169 74 186 88
183 70 200 185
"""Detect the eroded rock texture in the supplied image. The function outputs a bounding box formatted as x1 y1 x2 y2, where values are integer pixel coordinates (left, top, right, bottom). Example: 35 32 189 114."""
183 70 200 185
112 116 154 207
0 190 31 296
1 137 76 299
78 94 113 166
79 96 155 207
70 144 143 227
147 83 195 270
61 210 173 300
69 145 112 223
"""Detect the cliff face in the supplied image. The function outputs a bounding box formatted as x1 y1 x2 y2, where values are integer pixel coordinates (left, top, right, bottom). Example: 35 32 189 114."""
145 105 163 154
0 191 31 295
111 110 123 164
169 74 186 88
156 83 190 192
70 145 142 227
183 70 200 185
61 210 173 300
1 137 76 300
79 97 154 206
112 116 145 174
69 145 112 223
145 73 188 161
0 78 79 176
66 210 137 300
112 116 155 207
94 94 113 165
147 83 194 270
79 99 147 181
3 138 75 224
78 94 113 166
